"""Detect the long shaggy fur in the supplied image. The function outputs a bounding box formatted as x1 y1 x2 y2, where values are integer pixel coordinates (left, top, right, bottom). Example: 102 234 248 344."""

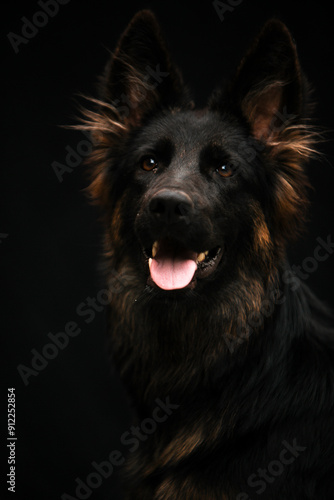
78 11 334 499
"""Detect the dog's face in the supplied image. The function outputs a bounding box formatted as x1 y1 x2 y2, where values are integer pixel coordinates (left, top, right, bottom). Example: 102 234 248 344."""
84 11 314 299
130 110 266 293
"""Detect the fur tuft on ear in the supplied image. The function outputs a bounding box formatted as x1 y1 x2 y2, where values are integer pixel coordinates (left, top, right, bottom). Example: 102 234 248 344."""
211 19 313 140
101 10 189 112
236 20 303 140
83 10 191 137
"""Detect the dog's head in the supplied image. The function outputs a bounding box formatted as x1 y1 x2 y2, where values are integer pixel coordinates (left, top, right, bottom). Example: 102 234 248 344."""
82 11 316 299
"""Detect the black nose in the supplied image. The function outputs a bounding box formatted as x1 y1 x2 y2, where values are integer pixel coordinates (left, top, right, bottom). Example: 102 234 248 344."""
149 189 194 225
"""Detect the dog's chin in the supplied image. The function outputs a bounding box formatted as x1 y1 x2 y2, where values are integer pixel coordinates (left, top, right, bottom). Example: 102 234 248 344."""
141 237 224 294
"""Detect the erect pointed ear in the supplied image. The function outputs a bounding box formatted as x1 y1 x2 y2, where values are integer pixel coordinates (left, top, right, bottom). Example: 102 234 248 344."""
210 20 317 245
212 19 307 142
96 10 190 130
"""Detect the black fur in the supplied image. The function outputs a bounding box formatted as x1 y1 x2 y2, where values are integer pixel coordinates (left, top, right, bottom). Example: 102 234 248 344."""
81 11 334 499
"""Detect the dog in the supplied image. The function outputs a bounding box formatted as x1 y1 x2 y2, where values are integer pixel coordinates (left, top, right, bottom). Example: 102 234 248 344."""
80 10 334 499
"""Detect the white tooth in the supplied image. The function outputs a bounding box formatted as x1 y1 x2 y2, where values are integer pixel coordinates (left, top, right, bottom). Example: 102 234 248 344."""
149 258 152 269
197 252 206 263
152 241 159 258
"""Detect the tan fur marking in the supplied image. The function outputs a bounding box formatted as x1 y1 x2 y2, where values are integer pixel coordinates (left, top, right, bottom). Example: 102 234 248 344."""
158 428 205 467
252 203 272 255
243 81 285 140
110 199 123 239
154 477 177 500
268 124 320 161
154 476 230 500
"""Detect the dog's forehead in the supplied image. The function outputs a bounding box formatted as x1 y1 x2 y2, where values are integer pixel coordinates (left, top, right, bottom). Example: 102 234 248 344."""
144 110 240 152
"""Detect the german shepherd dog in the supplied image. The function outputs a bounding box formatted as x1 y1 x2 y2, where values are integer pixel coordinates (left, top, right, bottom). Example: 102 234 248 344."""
80 10 334 499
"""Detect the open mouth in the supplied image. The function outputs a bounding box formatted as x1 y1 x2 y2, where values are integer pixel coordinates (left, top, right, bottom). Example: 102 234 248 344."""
144 238 223 290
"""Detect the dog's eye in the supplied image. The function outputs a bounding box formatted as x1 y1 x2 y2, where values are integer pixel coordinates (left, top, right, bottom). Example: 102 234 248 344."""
142 157 158 171
216 163 233 178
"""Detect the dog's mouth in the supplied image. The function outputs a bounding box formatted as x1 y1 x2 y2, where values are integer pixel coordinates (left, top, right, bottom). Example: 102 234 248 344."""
143 238 223 290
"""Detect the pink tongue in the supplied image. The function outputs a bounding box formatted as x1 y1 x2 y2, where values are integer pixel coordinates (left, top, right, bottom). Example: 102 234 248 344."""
150 249 197 290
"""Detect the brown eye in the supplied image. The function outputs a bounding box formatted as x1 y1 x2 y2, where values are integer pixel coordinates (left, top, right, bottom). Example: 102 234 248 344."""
142 157 158 171
216 163 233 178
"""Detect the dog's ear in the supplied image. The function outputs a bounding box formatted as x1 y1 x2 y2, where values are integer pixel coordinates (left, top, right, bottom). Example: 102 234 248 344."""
81 10 190 206
97 10 190 129
212 19 307 141
210 20 317 243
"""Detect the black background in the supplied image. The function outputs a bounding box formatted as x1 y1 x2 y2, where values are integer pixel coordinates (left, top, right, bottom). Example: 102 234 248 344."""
3 1 334 499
